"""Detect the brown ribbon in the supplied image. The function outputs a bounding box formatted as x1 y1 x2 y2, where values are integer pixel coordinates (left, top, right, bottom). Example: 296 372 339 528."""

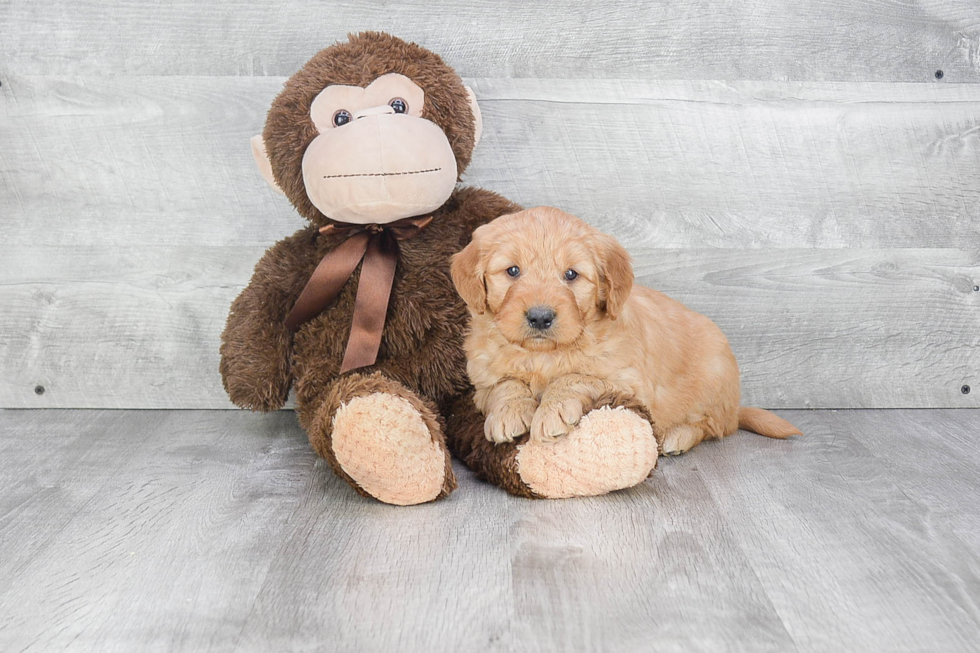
284 215 433 373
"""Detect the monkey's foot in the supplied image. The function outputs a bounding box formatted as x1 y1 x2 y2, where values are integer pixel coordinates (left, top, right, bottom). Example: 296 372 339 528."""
331 392 452 506
515 405 658 499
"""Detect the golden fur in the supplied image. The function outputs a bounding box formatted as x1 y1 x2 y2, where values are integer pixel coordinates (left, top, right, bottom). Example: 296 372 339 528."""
450 206 801 454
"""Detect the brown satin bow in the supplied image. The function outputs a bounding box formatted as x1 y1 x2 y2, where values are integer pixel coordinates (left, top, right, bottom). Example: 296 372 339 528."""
284 215 434 373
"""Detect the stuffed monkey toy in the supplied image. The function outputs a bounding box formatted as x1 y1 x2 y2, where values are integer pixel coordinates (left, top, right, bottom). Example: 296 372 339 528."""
220 32 659 504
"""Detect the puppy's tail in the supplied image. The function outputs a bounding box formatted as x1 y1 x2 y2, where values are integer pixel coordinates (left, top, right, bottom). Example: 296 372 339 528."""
738 407 802 439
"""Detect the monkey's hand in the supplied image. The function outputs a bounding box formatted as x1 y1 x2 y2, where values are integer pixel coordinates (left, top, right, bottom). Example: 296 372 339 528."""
219 292 293 412
219 229 318 412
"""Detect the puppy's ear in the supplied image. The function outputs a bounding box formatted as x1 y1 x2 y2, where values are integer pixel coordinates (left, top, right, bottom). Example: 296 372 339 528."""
598 234 634 320
451 233 488 314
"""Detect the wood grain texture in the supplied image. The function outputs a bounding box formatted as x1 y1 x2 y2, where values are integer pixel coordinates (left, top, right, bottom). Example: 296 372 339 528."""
0 409 312 652
0 75 303 248
0 245 246 409
1 408 979 651
3 51 980 409
3 75 980 248
473 79 980 249
692 409 980 651
1 0 979 81
2 76 978 408
1 245 976 409
850 409 980 548
632 248 980 409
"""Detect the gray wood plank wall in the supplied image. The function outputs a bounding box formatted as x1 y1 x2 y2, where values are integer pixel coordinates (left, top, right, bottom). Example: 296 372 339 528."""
1 2 978 409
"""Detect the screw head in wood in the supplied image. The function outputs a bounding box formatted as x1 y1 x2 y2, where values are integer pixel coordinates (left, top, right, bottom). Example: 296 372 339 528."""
963 385 972 395
935 70 944 79
34 385 45 395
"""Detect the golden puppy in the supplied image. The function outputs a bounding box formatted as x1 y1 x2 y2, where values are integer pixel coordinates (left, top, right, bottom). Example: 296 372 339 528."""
450 206 801 454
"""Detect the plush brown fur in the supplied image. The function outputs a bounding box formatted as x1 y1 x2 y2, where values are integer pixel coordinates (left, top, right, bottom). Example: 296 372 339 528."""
220 33 520 503
453 207 802 456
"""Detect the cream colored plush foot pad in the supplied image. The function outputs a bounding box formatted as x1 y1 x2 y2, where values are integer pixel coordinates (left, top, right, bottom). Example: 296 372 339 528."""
516 406 658 499
332 392 445 506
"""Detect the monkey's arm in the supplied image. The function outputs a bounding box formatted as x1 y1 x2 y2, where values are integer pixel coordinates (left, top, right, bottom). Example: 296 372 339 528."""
219 227 319 411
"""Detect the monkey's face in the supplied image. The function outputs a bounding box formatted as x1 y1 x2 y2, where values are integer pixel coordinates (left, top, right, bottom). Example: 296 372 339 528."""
256 33 483 226
302 73 458 224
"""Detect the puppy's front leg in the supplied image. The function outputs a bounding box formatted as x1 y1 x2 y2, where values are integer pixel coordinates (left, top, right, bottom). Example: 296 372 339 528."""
477 380 538 444
531 374 610 442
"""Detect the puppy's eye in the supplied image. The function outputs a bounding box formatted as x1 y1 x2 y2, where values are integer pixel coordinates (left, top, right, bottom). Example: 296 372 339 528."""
333 110 352 127
563 269 579 281
389 98 408 114
506 266 521 278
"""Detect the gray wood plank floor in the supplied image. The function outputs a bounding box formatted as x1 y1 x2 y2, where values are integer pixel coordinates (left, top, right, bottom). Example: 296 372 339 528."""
1 409 978 652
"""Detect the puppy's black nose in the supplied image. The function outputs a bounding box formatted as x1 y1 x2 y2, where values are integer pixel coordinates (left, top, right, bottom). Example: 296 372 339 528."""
526 306 556 331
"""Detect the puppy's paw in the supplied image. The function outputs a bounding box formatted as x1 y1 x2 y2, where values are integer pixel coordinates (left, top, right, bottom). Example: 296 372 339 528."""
530 397 584 442
485 398 538 444
661 424 703 456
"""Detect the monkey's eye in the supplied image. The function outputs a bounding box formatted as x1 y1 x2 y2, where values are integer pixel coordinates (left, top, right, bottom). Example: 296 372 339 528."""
506 266 521 278
389 98 408 114
332 110 352 127
563 269 579 281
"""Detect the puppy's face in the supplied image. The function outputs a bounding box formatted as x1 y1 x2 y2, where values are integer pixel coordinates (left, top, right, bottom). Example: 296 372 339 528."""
451 207 633 351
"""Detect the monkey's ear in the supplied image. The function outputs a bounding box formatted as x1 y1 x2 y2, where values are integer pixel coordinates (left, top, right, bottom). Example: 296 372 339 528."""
250 134 285 195
464 86 483 149
451 234 488 314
